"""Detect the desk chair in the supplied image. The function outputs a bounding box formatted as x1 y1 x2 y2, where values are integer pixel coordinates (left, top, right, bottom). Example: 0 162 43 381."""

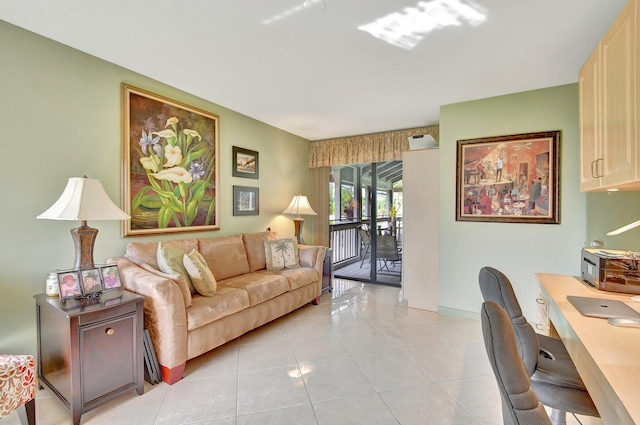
478 267 599 425
481 301 552 425
0 354 36 425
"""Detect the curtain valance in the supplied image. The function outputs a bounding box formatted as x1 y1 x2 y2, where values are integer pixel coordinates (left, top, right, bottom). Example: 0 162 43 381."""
308 125 438 168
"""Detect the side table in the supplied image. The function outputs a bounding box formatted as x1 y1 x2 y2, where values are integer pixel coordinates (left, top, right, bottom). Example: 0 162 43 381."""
34 290 144 425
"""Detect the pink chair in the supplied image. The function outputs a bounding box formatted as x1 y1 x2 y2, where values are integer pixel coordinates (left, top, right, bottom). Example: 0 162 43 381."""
0 355 36 425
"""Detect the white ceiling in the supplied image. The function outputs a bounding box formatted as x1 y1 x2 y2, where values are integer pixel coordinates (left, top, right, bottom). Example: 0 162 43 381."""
0 0 627 141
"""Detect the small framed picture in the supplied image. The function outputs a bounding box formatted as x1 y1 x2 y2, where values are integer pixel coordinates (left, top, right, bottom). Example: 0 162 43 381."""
233 186 259 216
232 146 259 179
100 265 122 290
80 268 103 295
57 269 82 300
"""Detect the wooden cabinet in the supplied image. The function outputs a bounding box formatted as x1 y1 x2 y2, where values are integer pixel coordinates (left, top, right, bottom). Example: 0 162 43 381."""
580 0 638 191
35 290 144 425
535 286 558 338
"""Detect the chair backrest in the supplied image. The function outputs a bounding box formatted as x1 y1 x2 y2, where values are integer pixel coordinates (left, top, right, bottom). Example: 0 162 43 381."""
377 235 400 260
481 301 552 425
358 227 371 245
478 267 539 376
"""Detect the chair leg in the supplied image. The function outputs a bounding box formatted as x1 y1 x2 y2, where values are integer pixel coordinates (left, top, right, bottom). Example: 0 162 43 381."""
17 399 35 425
360 245 370 268
549 408 567 425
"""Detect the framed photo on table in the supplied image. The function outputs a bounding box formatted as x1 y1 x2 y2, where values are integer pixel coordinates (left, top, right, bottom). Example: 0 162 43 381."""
232 147 259 179
80 268 103 295
233 186 259 216
455 131 560 224
57 269 83 300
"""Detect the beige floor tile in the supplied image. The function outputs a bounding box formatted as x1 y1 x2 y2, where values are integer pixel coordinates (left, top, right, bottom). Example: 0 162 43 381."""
237 404 318 425
404 345 492 382
380 383 478 425
237 339 297 373
290 333 351 365
154 375 237 424
183 342 239 380
438 375 503 425
313 393 400 425
237 366 310 416
354 352 434 392
335 327 400 358
302 358 376 403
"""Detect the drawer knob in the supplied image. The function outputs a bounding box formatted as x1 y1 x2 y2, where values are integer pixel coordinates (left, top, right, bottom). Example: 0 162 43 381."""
106 328 115 336
535 323 543 330
536 298 546 305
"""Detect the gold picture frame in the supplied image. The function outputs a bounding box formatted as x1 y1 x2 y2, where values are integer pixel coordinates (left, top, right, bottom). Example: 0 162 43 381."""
455 131 560 224
122 84 220 236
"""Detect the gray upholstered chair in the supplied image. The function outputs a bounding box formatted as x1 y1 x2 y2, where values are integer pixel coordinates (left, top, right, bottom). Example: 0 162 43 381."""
481 301 552 425
478 267 599 425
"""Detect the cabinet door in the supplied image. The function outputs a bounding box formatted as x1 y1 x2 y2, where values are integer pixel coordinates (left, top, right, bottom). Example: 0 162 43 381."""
579 46 602 191
601 0 636 187
80 314 137 405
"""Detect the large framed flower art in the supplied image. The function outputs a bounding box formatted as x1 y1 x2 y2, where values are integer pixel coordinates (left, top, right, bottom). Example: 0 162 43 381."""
122 84 220 236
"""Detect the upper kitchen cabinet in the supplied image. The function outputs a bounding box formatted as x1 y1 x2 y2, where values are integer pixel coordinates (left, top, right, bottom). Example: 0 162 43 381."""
580 0 639 191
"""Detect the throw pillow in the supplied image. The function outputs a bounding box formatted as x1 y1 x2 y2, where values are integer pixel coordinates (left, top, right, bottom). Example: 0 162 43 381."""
139 263 193 308
264 238 300 271
157 241 195 294
183 249 217 297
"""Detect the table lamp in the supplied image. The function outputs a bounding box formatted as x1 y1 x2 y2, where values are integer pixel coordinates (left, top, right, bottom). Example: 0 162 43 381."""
37 176 131 269
283 195 317 245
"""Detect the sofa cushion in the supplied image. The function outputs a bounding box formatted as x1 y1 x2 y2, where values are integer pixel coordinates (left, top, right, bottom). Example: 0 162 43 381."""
198 235 250 281
243 231 278 272
139 263 193 308
257 267 318 291
125 239 198 269
264 238 300 271
186 286 250 331
221 272 289 306
157 242 196 293
183 249 217 297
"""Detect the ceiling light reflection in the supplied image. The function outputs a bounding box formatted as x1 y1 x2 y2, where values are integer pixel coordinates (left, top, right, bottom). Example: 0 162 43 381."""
288 364 315 379
358 0 487 50
262 0 325 25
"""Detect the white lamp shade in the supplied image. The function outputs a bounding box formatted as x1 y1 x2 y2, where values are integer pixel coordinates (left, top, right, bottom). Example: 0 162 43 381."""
37 177 130 221
283 195 317 217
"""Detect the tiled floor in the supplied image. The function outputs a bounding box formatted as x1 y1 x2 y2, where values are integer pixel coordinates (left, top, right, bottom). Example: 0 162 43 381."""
4 279 587 425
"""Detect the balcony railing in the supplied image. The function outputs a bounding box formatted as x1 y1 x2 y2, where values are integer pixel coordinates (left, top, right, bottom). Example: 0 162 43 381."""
329 217 400 267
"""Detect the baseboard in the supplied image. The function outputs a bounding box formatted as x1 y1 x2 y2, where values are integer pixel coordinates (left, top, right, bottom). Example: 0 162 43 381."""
436 306 481 321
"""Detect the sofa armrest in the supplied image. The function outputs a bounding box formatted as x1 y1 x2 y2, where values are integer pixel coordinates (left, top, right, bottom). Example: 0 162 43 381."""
108 256 188 369
298 245 328 296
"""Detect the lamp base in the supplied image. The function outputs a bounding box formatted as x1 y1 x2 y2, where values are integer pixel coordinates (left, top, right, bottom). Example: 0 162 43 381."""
71 221 97 269
293 217 305 245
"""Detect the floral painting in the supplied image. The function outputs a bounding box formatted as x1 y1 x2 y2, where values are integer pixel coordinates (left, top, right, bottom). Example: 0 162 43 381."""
122 85 220 236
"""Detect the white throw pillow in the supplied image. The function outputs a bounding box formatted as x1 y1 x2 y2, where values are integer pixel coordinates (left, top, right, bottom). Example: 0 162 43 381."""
264 238 300 271
183 249 217 297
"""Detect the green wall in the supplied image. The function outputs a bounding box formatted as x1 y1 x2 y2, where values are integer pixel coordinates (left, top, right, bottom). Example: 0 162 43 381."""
586 191 640 251
439 84 586 321
0 20 312 355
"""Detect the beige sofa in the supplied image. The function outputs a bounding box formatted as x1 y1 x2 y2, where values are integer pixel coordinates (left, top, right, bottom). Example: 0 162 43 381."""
108 231 327 384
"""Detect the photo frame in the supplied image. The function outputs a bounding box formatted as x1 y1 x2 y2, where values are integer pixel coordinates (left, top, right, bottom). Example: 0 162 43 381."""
232 146 259 179
122 84 220 236
80 268 103 295
100 265 122 290
456 131 560 224
233 186 259 216
57 269 82 300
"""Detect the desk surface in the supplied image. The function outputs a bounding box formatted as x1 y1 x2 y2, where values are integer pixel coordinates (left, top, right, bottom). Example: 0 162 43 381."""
536 273 640 425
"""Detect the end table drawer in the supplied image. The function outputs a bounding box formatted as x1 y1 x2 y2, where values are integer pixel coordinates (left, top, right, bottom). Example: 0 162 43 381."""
78 301 137 326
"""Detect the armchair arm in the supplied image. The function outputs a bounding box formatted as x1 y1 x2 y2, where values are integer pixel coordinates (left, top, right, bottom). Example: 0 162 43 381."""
108 256 188 369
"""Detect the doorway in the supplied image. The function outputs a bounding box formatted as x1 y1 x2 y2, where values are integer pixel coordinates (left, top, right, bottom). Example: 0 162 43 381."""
330 161 403 287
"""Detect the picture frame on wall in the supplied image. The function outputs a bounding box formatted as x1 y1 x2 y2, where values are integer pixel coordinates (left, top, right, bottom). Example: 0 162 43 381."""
232 146 259 179
455 130 560 224
233 186 259 216
122 84 220 236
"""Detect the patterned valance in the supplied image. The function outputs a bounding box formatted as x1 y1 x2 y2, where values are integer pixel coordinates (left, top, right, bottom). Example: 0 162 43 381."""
308 125 439 168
